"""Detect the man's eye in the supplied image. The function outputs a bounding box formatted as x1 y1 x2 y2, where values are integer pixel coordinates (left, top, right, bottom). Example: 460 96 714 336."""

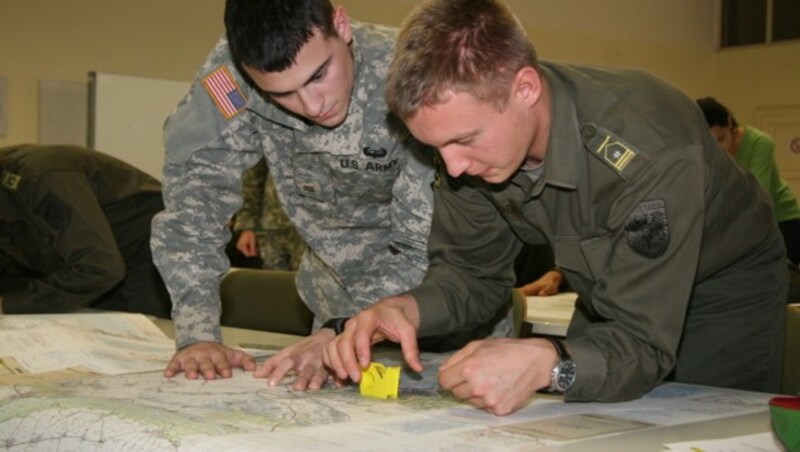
311 68 327 82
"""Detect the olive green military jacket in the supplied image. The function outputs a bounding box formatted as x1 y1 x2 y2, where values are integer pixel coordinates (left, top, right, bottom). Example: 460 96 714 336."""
410 63 777 402
0 144 162 313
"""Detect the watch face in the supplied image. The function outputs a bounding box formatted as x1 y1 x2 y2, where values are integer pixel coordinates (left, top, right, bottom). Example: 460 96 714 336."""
556 360 577 392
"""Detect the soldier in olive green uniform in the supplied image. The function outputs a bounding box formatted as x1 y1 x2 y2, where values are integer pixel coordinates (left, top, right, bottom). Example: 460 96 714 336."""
326 0 786 416
0 144 170 318
233 158 306 271
152 0 512 384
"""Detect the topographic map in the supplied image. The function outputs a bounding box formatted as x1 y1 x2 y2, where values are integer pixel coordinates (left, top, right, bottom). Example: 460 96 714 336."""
0 366 463 451
0 314 780 451
0 365 777 452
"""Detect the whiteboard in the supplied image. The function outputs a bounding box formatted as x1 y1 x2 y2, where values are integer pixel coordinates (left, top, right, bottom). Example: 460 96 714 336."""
88 72 190 180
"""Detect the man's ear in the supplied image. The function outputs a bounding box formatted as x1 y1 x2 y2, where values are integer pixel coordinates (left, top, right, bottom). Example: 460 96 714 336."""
333 6 353 44
513 66 543 108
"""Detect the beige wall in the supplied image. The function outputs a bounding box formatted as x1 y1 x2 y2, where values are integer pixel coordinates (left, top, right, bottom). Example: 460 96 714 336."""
0 0 225 147
0 0 797 148
711 42 800 125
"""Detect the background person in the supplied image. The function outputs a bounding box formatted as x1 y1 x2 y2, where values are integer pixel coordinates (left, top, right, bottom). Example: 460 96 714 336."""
0 144 171 318
233 158 306 271
697 96 800 266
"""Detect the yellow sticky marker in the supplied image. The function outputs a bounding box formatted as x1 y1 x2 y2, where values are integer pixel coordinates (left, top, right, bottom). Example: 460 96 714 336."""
359 363 400 399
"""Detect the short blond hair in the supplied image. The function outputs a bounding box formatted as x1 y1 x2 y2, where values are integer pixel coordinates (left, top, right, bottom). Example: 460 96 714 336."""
386 0 537 120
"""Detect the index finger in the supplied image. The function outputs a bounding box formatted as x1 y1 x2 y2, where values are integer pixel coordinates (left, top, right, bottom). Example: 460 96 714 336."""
397 326 422 373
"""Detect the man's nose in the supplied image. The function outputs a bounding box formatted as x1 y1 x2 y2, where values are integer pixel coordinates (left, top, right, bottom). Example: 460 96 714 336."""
439 148 469 178
297 88 323 118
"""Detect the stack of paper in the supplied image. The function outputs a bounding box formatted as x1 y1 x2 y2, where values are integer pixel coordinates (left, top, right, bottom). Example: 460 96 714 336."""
0 312 175 383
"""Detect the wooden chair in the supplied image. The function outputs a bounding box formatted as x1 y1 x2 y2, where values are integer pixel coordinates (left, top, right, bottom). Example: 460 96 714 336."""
219 268 313 336
511 288 528 338
782 303 800 395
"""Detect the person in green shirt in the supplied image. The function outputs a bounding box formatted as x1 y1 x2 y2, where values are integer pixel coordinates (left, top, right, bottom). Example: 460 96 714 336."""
698 97 800 265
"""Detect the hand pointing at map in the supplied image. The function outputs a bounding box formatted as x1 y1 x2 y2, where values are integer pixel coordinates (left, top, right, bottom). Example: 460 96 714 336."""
324 294 424 383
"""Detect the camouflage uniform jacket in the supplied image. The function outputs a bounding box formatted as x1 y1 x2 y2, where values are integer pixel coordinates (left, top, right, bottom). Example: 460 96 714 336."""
151 21 434 349
234 158 294 233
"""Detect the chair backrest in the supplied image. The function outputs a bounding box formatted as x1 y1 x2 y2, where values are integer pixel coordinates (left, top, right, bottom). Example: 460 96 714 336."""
511 288 528 338
219 268 313 336
783 303 800 395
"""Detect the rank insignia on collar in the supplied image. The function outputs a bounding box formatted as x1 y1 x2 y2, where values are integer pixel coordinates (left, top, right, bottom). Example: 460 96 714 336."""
433 152 443 189
1 170 21 192
202 65 247 120
596 135 636 173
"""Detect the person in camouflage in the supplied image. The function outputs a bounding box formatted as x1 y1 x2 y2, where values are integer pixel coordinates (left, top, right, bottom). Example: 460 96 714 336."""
234 158 306 271
151 0 514 387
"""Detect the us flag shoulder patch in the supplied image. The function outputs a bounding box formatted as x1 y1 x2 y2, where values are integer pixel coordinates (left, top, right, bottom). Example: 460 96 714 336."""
202 66 247 119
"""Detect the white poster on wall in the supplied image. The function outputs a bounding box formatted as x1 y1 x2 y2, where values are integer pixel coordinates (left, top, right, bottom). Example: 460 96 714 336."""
88 72 190 181
39 80 88 146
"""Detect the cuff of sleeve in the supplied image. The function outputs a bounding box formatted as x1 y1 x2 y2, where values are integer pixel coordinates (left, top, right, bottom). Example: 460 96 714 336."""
233 218 257 232
173 321 224 350
0 289 33 314
408 283 451 337
561 337 607 402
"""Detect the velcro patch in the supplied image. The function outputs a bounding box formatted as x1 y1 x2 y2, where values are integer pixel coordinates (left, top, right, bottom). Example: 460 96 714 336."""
624 199 669 258
1 170 21 192
202 66 247 119
433 152 444 189
34 193 71 231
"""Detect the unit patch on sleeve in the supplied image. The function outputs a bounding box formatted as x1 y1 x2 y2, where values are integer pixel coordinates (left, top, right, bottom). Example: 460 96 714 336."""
624 199 670 258
202 66 247 119
35 193 71 231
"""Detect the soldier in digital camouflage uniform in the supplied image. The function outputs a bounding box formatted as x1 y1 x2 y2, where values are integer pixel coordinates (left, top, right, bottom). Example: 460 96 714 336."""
151 0 513 386
233 158 306 271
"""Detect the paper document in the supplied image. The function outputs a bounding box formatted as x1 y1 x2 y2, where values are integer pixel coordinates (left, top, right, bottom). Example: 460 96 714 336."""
525 292 578 323
664 432 784 451
0 312 175 383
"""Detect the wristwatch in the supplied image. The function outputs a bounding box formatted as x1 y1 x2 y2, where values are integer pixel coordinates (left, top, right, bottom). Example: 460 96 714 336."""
546 337 576 393
321 317 349 335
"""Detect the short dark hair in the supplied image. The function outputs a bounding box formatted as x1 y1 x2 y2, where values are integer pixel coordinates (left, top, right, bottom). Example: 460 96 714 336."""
386 0 537 120
225 0 335 72
696 97 739 129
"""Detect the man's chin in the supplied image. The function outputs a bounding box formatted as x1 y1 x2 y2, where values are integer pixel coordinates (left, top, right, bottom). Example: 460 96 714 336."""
313 113 347 129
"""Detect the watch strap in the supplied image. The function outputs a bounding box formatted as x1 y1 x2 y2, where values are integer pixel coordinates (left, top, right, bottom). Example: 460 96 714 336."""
546 337 571 360
321 317 349 335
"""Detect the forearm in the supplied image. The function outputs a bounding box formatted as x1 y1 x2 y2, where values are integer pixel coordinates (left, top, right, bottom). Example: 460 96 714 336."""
564 160 703 402
0 279 111 314
411 180 519 336
151 203 228 348
154 154 254 347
